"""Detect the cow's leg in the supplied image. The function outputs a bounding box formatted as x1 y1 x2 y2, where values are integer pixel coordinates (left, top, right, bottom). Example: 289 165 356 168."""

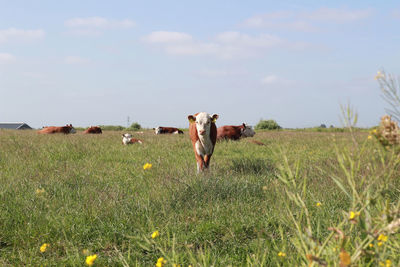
197 162 200 173
195 153 205 173
203 154 212 169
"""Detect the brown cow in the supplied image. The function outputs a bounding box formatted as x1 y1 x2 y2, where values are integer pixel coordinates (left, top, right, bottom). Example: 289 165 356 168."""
217 123 255 141
38 124 76 134
188 112 218 172
84 126 102 134
153 126 183 134
122 133 143 145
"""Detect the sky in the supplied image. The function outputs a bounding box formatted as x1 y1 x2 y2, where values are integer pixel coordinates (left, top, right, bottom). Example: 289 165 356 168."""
1 0 400 129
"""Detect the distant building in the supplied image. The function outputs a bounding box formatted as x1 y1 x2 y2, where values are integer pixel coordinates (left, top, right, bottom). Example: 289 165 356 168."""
0 123 33 130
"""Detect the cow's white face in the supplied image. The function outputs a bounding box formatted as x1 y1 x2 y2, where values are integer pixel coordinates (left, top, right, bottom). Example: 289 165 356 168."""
154 127 161 134
241 124 255 137
192 112 218 137
123 133 132 139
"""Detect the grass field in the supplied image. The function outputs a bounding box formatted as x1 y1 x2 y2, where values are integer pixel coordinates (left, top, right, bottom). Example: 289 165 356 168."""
0 129 399 266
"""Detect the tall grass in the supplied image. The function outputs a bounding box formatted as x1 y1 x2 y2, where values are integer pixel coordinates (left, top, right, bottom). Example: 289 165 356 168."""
0 129 399 266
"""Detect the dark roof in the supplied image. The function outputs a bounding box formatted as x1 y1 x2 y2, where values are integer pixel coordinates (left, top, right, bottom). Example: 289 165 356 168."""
0 123 33 130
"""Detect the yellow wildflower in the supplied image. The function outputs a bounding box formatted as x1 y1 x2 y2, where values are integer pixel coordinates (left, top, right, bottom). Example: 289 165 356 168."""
262 186 268 191
40 243 50 253
368 135 373 140
380 261 391 267
151 230 160 239
316 202 322 207
36 188 45 194
86 254 97 266
143 163 152 170
339 249 351 266
378 234 388 242
278 251 286 257
378 242 383 246
369 243 373 248
375 71 385 80
349 211 360 220
156 257 167 267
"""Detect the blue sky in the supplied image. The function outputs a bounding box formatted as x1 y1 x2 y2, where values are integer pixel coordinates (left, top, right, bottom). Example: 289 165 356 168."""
1 0 399 128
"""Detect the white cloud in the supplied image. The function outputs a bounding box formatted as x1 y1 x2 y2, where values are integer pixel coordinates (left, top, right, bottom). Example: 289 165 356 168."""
243 8 372 32
198 69 230 77
216 31 283 48
261 74 294 86
22 72 44 79
142 31 214 56
197 69 247 77
245 17 317 32
64 17 135 36
166 43 219 56
64 56 90 65
0 28 45 44
303 8 372 22
0 53 15 64
142 31 193 43
261 75 279 85
65 17 135 28
67 29 103 37
243 11 317 32
142 30 304 59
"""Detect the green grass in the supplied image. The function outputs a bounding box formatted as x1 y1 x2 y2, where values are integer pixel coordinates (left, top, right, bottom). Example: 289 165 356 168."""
0 129 399 266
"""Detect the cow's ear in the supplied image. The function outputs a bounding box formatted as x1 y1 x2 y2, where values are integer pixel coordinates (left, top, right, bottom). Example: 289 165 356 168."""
211 114 219 123
188 115 196 123
242 123 246 127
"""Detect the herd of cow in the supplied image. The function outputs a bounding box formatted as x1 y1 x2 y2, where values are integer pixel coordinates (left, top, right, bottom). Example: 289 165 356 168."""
37 112 257 172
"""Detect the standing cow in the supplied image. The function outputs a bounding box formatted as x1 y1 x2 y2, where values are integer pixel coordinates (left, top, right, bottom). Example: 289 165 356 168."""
188 112 219 172
38 124 76 134
217 123 255 141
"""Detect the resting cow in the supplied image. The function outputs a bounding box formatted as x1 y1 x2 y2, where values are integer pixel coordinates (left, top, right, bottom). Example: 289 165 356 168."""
217 123 255 141
188 112 218 172
154 126 183 134
84 126 102 134
38 124 76 134
122 133 143 145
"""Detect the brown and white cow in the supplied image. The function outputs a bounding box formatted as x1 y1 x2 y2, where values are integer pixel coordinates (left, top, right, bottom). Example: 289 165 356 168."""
84 126 102 134
153 126 183 134
216 123 255 141
188 112 219 172
122 133 143 145
38 124 76 134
